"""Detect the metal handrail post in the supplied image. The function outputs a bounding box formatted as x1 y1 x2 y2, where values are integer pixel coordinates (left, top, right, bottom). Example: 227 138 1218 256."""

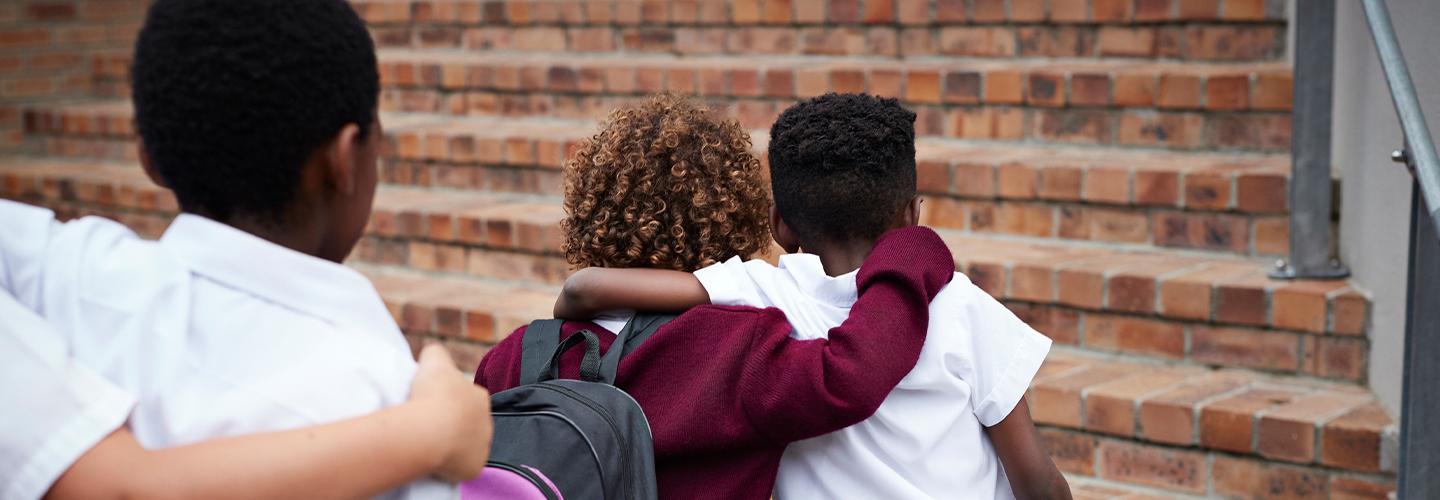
1272 0 1350 280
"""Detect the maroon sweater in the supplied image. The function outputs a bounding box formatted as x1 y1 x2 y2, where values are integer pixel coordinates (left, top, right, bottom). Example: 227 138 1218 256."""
474 227 954 500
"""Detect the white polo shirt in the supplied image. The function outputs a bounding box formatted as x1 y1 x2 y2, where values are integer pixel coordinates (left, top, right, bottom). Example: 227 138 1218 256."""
695 253 1052 500
0 200 455 500
0 291 134 500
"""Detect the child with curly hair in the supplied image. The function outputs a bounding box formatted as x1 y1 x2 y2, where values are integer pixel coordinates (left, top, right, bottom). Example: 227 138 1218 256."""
551 93 1069 500
474 93 958 500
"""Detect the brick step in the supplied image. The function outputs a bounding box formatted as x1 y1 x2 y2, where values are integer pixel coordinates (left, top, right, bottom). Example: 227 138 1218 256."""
1033 349 1394 497
353 0 1288 62
359 264 1401 497
85 49 1294 152
360 267 1396 497
0 156 1370 380
23 102 1298 257
373 49 1294 152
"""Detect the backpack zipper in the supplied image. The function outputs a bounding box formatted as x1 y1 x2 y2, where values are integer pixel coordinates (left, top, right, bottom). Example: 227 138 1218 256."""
486 461 561 500
531 383 635 499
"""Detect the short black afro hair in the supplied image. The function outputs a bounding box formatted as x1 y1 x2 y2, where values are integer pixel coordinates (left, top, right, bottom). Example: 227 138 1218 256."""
132 0 379 224
768 93 917 244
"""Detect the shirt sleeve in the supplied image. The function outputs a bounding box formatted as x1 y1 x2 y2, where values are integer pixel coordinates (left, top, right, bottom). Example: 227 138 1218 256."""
0 200 65 309
693 256 768 307
959 283 1053 427
0 291 135 500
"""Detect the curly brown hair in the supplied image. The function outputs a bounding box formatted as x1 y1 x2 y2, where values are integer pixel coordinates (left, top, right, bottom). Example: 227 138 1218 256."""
561 93 771 272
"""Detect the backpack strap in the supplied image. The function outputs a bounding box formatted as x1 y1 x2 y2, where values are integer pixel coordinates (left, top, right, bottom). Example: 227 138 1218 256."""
538 330 604 383
598 313 676 384
519 319 564 386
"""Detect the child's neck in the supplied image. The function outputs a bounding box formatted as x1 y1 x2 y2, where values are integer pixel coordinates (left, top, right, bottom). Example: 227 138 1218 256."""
221 213 332 262
802 239 876 277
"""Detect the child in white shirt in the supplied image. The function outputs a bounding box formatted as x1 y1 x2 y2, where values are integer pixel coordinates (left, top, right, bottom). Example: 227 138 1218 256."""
1 1 457 498
553 93 1069 499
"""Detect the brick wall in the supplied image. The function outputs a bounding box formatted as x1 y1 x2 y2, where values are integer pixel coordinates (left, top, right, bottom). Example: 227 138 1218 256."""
0 0 147 151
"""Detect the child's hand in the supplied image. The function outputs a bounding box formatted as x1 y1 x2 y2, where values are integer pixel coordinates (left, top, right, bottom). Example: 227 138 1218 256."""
409 344 494 482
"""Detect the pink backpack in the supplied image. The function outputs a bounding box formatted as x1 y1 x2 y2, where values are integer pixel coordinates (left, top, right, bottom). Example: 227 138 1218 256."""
461 463 564 500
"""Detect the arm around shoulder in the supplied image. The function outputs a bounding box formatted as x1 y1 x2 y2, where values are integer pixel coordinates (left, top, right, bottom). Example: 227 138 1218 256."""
738 226 954 443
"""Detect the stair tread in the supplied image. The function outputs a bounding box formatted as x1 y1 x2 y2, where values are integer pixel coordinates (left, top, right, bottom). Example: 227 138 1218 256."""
340 262 1401 478
0 155 1358 338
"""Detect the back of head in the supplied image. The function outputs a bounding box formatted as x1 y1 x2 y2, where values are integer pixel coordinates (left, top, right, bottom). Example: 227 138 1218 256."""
132 0 379 224
768 93 917 245
561 93 771 272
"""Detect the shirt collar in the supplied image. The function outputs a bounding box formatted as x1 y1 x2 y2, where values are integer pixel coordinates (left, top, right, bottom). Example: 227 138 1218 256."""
778 253 859 307
159 214 398 335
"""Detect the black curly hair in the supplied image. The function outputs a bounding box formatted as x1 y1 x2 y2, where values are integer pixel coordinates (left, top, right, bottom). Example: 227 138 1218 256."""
767 93 918 244
131 0 379 224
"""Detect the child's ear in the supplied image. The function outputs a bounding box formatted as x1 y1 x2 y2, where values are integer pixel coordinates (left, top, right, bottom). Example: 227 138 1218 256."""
769 206 801 254
138 140 169 189
323 123 363 196
903 196 922 227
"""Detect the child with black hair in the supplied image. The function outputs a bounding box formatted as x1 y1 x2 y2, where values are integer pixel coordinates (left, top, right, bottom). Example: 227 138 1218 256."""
554 93 1069 499
0 0 465 498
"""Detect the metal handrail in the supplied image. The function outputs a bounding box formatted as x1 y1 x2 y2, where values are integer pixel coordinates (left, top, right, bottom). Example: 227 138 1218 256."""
1362 0 1440 236
1358 1 1440 498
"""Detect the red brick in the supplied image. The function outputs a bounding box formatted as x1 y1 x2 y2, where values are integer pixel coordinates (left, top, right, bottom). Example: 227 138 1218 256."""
984 70 1025 104
1191 326 1301 371
1258 392 1368 463
1081 167 1130 204
952 161 997 197
1177 0 1219 19
1049 0 1088 21
905 70 941 104
922 197 967 230
1069 73 1111 107
1272 280 1344 333
1183 172 1232 210
1010 264 1053 302
1038 165 1082 201
897 0 929 24
1016 26 1096 57
1253 216 1289 256
1303 336 1368 381
1098 27 1155 57
1098 441 1206 494
732 0 762 22
830 68 866 93
1253 72 1294 110
1085 314 1184 359
1038 428 1097 475
1036 110 1110 145
1133 170 1179 206
1222 0 1266 20
1157 74 1202 108
764 0 793 23
986 202 1053 237
942 71 981 104
1187 26 1283 61
1321 404 1391 473
1207 74 1252 110
1201 388 1304 453
862 0 893 23
1010 0 1045 21
1331 289 1369 336
1135 0 1173 20
1139 375 1248 445
1055 263 1105 309
1154 212 1249 253
1118 112 1204 148
1031 366 1131 427
1212 456 1330 499
1331 476 1396 500
1084 371 1190 437
997 163 1038 199
0 28 50 49
935 0 965 22
938 27 1015 57
1114 74 1156 106
792 0 824 22
1237 172 1288 212
1026 72 1066 107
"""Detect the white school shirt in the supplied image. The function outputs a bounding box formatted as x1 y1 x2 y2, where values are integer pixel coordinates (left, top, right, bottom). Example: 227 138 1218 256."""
0 291 134 500
695 254 1052 500
0 200 455 500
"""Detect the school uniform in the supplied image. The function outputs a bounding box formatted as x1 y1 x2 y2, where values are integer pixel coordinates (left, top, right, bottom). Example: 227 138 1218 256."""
0 200 454 500
0 292 134 500
693 251 1053 499
475 226 955 500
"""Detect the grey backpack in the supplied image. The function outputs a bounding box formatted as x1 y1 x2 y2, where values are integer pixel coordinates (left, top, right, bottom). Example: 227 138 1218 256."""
485 314 673 500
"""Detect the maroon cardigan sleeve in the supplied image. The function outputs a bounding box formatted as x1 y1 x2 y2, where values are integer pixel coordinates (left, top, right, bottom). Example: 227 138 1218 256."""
736 226 954 444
